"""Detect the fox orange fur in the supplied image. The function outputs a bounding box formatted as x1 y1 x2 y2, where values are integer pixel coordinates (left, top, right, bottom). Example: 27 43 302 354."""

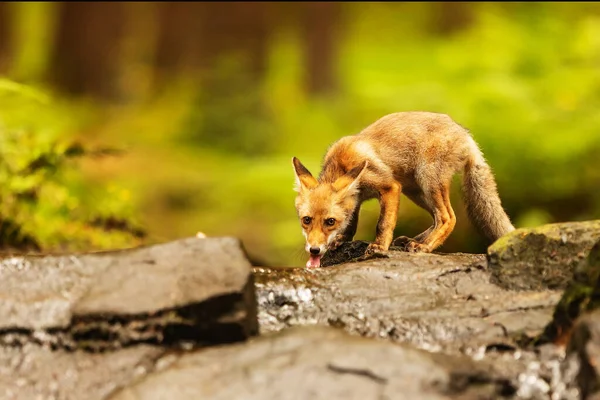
292 111 515 268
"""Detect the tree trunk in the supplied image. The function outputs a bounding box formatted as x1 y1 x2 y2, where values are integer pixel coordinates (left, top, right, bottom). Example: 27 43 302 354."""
299 2 342 96
198 2 270 81
154 1 204 85
0 2 10 74
431 2 474 36
154 2 271 89
48 2 126 99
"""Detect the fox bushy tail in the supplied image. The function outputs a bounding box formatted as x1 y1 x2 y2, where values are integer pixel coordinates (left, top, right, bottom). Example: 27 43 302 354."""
462 144 515 243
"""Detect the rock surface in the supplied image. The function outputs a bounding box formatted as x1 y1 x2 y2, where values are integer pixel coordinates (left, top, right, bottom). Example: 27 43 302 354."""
537 239 600 346
0 344 165 400
565 309 600 400
487 220 600 291
108 326 517 400
256 250 560 354
0 236 258 351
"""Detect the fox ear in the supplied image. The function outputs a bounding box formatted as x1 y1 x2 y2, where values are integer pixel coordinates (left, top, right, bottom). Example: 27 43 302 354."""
332 160 368 194
292 157 318 192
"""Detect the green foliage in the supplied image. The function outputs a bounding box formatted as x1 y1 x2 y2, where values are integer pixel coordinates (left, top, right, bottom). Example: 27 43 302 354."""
180 55 277 157
0 78 144 252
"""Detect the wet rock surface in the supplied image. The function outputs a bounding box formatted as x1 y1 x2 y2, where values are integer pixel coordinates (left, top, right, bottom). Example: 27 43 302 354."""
488 220 600 291
256 250 560 353
255 246 582 399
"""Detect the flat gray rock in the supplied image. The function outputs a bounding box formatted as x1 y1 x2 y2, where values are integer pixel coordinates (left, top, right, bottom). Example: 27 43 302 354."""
488 220 600 291
0 237 258 350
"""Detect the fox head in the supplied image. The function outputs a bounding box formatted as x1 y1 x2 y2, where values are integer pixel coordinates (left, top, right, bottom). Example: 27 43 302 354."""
292 157 367 267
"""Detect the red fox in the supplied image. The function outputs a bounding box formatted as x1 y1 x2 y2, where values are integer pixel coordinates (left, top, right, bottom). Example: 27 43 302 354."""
292 111 515 268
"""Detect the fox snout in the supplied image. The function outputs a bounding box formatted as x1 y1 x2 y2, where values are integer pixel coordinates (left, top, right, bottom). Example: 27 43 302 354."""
305 242 327 256
304 240 328 268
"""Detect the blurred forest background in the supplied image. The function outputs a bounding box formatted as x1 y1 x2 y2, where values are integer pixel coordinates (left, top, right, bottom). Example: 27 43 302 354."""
0 2 599 267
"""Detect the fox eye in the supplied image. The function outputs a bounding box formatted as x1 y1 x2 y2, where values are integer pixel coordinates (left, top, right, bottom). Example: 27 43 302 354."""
325 218 336 226
302 216 312 225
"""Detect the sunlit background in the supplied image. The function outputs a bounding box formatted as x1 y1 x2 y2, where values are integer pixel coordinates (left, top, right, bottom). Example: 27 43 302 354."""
0 2 599 267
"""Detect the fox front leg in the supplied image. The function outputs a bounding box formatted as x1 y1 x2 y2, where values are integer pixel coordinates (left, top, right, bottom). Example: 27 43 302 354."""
366 183 401 255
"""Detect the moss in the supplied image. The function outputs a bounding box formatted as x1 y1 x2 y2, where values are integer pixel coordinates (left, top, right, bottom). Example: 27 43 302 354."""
487 233 514 255
489 220 600 254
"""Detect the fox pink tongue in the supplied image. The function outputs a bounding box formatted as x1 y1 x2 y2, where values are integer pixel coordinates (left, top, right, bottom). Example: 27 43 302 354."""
306 254 322 268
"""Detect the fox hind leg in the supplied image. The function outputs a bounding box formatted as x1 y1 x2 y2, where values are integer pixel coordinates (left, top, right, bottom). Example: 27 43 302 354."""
394 190 435 246
406 182 456 253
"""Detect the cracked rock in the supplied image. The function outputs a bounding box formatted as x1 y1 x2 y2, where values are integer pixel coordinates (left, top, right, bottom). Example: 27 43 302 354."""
0 237 258 351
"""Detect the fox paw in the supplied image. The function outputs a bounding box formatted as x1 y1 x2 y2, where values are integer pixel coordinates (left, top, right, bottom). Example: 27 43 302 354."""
365 243 387 256
405 241 429 253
